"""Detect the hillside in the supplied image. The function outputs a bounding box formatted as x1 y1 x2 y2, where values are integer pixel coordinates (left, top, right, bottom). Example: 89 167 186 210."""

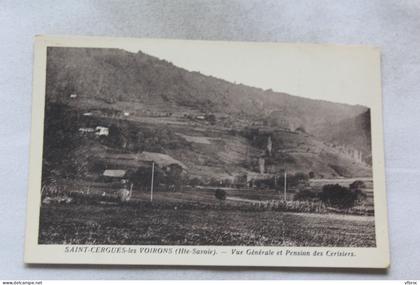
317 110 372 164
42 47 373 181
46 47 369 137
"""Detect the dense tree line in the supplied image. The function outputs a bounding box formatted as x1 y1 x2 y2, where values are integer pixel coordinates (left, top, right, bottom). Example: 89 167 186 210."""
294 181 367 209
42 103 84 180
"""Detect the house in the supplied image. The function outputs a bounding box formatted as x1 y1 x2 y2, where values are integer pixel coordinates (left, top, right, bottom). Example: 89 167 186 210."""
103 169 127 178
137 151 187 170
79 127 95 133
102 169 128 183
95 126 109 136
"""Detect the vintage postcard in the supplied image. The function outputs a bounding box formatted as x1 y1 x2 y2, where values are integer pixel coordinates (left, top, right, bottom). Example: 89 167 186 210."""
25 35 389 268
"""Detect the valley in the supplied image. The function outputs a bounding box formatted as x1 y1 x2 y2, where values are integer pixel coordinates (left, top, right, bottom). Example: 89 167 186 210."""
39 46 376 247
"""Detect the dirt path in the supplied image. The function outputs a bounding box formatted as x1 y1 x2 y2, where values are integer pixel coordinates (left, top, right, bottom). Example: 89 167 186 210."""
226 197 263 203
289 211 375 222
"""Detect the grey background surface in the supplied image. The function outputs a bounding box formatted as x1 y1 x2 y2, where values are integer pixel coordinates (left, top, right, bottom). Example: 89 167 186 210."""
1 0 419 279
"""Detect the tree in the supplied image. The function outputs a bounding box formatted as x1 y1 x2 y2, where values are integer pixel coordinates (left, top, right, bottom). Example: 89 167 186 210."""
189 177 203 187
294 190 317 201
107 124 124 148
166 164 183 191
294 172 309 182
207 114 216 125
42 103 83 179
214 189 227 201
319 184 364 209
349 180 366 190
209 177 219 186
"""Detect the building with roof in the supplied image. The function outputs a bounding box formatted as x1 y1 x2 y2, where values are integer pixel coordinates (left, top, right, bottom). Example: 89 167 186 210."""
95 126 109 136
103 169 127 178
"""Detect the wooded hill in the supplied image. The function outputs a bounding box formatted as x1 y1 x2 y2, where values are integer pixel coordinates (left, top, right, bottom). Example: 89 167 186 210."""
43 47 373 180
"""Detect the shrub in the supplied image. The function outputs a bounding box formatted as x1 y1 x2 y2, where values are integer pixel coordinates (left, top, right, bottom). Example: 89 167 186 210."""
294 190 317 201
189 177 203 187
214 189 227 201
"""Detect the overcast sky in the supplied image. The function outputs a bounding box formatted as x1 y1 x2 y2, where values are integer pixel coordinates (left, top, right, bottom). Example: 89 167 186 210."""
122 39 380 108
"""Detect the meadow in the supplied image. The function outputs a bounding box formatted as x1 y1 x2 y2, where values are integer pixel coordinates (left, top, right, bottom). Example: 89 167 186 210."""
38 181 376 247
39 203 375 247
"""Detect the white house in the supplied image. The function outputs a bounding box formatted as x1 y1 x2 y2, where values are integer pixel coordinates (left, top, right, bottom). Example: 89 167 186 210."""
79 127 95 133
103 169 127 178
95 126 109 136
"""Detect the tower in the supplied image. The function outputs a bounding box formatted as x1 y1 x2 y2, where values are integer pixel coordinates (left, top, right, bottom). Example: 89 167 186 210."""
258 157 265 174
267 135 272 156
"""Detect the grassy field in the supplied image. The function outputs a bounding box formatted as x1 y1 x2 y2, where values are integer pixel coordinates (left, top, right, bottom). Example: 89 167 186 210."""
53 178 374 213
39 177 376 246
38 202 375 247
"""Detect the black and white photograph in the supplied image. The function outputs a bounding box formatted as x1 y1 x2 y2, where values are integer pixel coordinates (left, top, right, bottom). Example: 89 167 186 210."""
38 44 376 247
24 36 389 267
5 0 420 279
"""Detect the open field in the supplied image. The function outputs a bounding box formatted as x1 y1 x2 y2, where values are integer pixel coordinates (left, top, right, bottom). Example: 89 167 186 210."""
38 47 377 249
51 177 374 212
39 177 375 246
39 203 375 247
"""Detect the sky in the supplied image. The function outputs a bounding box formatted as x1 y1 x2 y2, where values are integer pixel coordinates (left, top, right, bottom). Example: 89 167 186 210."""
121 38 380 108
46 36 380 108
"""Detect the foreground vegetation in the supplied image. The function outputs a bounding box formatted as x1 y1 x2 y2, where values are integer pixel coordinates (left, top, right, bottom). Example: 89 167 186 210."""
39 177 375 247
39 47 376 248
39 202 375 247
